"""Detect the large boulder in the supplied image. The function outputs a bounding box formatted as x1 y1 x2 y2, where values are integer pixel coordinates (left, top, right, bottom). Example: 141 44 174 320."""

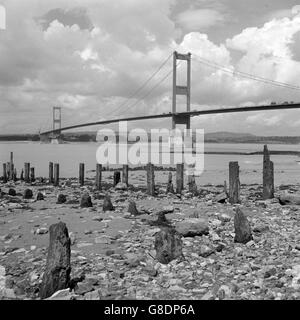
8 188 16 196
80 194 93 208
155 227 183 264
234 208 253 244
175 218 209 237
39 222 71 299
57 194 67 204
215 192 227 203
36 192 44 201
23 189 33 199
279 193 300 205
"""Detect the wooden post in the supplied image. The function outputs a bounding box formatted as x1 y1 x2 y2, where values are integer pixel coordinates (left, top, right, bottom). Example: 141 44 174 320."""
122 165 129 186
113 171 121 186
3 163 7 183
24 163 30 183
6 162 10 180
188 174 197 195
176 163 184 194
96 164 102 190
229 161 240 204
263 145 274 199
146 163 155 196
166 171 174 193
9 152 13 181
54 163 59 187
224 180 228 196
49 162 54 184
30 167 35 182
79 163 85 186
10 163 14 181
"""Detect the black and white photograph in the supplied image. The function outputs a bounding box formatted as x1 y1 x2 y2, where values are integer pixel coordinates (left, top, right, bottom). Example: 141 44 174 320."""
0 0 300 305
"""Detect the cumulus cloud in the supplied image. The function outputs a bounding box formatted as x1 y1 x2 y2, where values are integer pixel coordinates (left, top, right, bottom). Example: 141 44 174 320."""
1 0 300 135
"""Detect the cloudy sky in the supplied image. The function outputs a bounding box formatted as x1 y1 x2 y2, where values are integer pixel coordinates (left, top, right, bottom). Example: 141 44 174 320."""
1 0 300 135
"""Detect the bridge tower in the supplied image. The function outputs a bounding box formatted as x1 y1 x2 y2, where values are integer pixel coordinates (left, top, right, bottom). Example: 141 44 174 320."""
53 106 62 133
172 51 191 129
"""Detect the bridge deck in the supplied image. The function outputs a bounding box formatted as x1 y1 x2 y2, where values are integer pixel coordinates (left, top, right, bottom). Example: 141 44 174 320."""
40 103 300 135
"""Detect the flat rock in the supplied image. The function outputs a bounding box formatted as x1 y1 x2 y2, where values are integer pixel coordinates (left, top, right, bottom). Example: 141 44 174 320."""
95 236 111 244
199 245 215 257
115 182 128 190
36 227 48 235
162 205 174 213
74 282 94 295
175 218 209 237
279 193 300 205
215 192 227 203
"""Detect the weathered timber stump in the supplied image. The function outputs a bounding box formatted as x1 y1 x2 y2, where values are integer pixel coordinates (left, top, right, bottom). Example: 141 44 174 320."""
155 227 183 264
103 194 114 211
39 222 71 299
80 194 93 208
234 207 253 244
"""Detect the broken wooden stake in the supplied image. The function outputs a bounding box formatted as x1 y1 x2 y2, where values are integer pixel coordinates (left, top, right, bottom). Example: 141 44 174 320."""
188 174 197 195
122 165 129 186
54 163 59 186
24 163 30 183
96 164 102 190
166 171 174 194
176 163 184 194
9 152 13 181
39 222 71 299
2 163 7 183
263 145 274 199
30 167 35 182
49 162 54 184
229 161 240 204
113 171 121 186
146 163 155 196
79 163 84 186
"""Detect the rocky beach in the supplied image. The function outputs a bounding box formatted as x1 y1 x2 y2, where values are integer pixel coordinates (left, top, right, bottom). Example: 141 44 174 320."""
1 171 300 300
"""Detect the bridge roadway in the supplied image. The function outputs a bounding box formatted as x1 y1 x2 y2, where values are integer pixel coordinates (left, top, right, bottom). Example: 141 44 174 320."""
40 103 300 135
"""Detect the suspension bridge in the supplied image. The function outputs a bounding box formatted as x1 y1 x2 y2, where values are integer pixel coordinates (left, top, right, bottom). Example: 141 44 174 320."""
40 51 300 142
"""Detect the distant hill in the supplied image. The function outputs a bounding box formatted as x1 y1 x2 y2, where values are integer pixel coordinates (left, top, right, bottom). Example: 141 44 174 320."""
205 131 255 140
204 132 300 144
1 131 300 144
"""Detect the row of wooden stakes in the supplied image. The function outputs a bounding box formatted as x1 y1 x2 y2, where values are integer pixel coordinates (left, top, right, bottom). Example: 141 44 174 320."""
1 145 274 202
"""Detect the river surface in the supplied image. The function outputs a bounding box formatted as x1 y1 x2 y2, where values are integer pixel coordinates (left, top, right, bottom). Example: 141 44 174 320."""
1 142 300 186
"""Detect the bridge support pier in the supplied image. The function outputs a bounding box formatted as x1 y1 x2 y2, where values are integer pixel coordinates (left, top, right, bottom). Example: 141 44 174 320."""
172 51 191 130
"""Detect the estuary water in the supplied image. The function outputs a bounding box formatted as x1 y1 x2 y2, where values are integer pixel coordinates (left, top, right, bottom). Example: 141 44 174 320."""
0 141 300 186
